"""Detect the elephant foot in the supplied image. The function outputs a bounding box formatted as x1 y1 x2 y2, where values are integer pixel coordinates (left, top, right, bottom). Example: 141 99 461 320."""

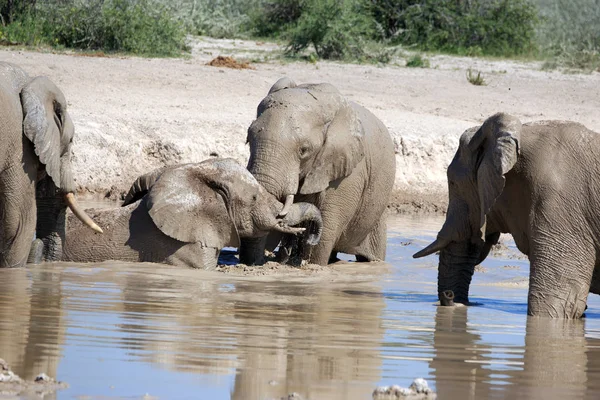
439 290 455 307
27 239 44 265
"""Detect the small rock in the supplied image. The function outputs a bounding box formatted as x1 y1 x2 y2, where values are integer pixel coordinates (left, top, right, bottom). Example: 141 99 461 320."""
35 373 52 383
283 393 303 400
409 378 430 394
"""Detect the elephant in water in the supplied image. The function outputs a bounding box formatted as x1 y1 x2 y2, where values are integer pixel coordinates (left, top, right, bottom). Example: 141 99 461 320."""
240 77 396 266
61 159 322 269
0 62 101 268
414 112 600 318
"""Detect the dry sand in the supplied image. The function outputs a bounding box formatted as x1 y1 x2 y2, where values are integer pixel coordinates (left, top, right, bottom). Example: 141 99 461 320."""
2 37 599 213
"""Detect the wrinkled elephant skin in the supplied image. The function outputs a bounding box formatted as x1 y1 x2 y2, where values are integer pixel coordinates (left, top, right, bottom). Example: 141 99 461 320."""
241 77 396 266
414 112 600 319
0 62 99 268
64 159 322 269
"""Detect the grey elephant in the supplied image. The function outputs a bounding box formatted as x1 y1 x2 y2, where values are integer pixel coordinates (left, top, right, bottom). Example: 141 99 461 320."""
413 112 600 318
240 77 396 266
0 62 101 268
60 159 322 269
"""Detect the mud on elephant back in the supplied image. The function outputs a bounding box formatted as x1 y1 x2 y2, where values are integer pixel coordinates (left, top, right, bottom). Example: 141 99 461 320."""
414 112 600 319
0 62 101 268
240 77 396 266
62 158 322 270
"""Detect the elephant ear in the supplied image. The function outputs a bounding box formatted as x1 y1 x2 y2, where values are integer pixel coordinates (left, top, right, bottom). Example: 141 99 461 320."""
471 113 521 239
146 164 238 248
299 102 365 194
268 77 296 94
21 76 75 192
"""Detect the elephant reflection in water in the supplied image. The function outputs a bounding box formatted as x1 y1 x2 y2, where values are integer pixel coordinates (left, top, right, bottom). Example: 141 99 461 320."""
112 268 385 400
430 307 600 399
429 306 495 400
229 284 385 400
0 268 66 381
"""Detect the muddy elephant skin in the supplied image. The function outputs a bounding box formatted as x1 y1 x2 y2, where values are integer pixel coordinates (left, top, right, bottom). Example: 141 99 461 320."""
241 77 396 266
414 112 600 318
0 62 100 268
63 159 322 269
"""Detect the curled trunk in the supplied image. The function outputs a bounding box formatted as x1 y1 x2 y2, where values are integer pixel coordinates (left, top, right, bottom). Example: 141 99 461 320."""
239 202 323 266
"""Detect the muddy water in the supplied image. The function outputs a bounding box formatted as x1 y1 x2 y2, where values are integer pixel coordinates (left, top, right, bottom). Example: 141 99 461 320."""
2 215 600 399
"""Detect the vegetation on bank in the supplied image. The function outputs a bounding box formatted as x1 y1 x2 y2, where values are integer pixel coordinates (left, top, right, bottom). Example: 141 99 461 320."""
0 0 598 71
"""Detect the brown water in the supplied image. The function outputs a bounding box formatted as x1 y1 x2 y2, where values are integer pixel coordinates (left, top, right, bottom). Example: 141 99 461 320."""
2 214 600 400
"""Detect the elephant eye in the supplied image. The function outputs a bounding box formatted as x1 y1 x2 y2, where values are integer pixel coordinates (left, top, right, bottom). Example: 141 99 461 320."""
252 194 258 202
299 145 310 157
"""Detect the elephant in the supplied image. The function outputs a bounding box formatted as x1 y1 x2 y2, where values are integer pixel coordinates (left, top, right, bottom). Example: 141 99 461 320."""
240 77 396 266
413 112 600 318
60 158 323 269
0 62 101 268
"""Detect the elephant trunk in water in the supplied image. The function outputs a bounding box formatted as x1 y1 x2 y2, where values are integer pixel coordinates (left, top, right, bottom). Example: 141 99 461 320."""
437 241 481 305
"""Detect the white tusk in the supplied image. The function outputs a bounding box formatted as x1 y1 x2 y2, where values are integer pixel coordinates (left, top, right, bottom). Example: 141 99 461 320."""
278 194 294 217
413 237 450 258
64 193 104 234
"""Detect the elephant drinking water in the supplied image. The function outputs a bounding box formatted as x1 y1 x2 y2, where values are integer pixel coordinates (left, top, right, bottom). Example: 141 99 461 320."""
414 112 600 319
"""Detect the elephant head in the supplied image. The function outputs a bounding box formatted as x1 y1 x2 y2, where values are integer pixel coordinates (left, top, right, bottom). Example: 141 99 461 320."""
21 76 102 263
128 159 322 251
413 113 521 304
246 77 365 214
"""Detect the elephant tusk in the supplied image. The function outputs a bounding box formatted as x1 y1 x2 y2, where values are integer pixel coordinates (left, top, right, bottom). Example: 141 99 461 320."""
64 193 104 234
413 237 450 258
278 194 294 217
273 222 306 235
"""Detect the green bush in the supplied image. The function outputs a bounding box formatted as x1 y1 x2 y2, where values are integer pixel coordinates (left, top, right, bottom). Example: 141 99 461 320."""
190 0 260 38
366 0 539 57
405 53 429 67
284 0 375 60
0 0 187 57
248 0 305 38
535 0 600 71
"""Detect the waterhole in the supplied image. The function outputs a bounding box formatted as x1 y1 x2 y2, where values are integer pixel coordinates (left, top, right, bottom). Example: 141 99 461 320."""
1 213 600 399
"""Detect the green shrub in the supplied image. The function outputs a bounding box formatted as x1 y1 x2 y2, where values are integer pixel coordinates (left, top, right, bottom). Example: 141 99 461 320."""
190 0 260 38
405 53 429 67
0 0 187 57
248 0 305 38
366 0 539 57
534 0 600 71
284 0 375 60
466 68 487 85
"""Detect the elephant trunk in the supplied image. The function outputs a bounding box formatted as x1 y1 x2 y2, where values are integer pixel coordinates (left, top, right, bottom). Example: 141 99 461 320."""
247 149 300 203
239 236 268 266
280 202 323 245
240 202 322 266
35 177 67 262
437 241 481 305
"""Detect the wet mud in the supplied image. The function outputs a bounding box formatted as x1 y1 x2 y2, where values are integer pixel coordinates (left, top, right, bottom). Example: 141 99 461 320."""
0 213 599 399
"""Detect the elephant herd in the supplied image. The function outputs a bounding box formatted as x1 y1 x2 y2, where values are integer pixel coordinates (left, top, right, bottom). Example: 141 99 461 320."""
1 61 600 319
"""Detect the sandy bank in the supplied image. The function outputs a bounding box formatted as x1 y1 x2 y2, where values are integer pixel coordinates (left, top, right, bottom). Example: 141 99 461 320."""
2 37 599 213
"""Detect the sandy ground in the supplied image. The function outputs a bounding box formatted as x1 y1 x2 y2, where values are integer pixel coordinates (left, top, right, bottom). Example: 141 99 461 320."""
2 37 599 213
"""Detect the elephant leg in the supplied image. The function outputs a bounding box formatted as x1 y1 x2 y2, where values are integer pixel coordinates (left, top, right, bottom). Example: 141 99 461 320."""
590 265 600 295
528 234 594 318
27 238 44 264
354 215 387 262
0 167 37 268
